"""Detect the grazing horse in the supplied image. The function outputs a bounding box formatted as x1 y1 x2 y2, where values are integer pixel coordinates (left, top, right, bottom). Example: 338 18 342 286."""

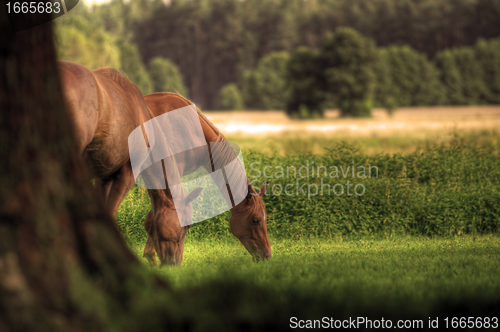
59 61 149 216
60 62 271 266
143 92 272 266
59 62 199 225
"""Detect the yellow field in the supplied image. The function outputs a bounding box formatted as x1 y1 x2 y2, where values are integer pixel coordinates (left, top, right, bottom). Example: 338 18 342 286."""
204 106 500 155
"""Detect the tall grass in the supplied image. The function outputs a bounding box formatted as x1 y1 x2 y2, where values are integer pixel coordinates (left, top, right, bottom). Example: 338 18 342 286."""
116 131 500 245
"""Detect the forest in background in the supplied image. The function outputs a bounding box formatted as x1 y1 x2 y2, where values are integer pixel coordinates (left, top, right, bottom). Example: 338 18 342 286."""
54 0 500 112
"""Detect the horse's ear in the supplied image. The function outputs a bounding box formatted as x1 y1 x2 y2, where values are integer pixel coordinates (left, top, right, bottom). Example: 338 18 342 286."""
259 181 269 197
185 187 203 204
246 184 254 203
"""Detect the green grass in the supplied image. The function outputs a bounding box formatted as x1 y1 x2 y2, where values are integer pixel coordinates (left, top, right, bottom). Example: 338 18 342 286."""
144 235 500 296
114 130 500 330
119 235 500 331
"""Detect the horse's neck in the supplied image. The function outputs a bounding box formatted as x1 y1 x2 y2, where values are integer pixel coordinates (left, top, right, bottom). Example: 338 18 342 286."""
147 186 175 212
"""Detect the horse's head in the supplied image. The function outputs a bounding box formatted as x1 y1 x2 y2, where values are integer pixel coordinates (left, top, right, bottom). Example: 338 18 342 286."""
230 182 272 261
144 187 202 266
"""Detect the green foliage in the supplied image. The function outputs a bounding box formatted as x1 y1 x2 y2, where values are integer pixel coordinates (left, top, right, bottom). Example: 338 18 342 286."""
54 15 121 70
58 1 500 109
132 0 500 109
475 38 500 104
321 28 378 117
117 132 500 243
381 45 445 107
240 52 290 110
434 45 493 106
434 50 463 105
239 70 260 109
148 57 188 97
285 47 325 119
117 39 153 94
216 83 244 110
114 132 500 329
373 49 397 113
453 47 488 105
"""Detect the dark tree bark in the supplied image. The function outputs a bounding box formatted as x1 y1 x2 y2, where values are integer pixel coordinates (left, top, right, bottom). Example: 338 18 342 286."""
0 8 165 332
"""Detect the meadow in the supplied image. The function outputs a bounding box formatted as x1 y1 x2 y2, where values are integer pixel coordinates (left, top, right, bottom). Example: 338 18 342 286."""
115 108 500 330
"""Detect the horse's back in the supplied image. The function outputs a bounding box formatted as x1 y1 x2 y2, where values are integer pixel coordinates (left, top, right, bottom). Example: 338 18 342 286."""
144 92 219 142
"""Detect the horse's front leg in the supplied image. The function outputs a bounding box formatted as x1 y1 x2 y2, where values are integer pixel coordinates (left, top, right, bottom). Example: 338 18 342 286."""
177 225 190 265
143 234 158 266
106 162 135 217
143 212 158 266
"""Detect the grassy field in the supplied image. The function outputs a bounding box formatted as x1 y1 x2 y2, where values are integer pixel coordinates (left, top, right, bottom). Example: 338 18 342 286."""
119 236 500 331
115 109 500 330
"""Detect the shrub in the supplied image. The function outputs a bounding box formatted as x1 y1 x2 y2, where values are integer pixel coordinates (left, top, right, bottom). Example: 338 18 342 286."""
373 49 398 113
117 39 153 94
54 16 121 70
452 47 488 105
240 52 290 110
475 38 500 104
217 83 244 110
148 57 188 97
285 47 325 119
382 45 445 107
320 28 378 117
239 70 260 109
434 50 463 105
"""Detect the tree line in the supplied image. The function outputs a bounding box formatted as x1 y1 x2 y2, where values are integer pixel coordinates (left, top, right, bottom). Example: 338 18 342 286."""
55 0 500 113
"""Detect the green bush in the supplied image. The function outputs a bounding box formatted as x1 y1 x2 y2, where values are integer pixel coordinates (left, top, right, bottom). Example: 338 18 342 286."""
148 57 188 97
382 45 445 107
239 70 260 109
117 39 153 94
54 15 121 70
217 83 244 110
117 134 500 242
434 50 463 105
320 28 378 117
373 49 398 113
475 38 500 104
240 52 290 110
285 47 325 119
452 47 488 105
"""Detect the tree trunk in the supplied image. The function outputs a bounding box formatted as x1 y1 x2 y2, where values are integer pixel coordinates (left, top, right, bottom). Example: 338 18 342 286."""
0 8 165 332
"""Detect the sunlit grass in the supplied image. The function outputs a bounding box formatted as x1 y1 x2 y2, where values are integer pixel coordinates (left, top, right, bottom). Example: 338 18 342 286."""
115 127 500 327
124 235 500 322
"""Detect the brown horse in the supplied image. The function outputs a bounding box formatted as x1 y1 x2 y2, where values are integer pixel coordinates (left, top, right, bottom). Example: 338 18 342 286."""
60 62 271 266
143 92 272 266
59 61 148 216
59 62 200 225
